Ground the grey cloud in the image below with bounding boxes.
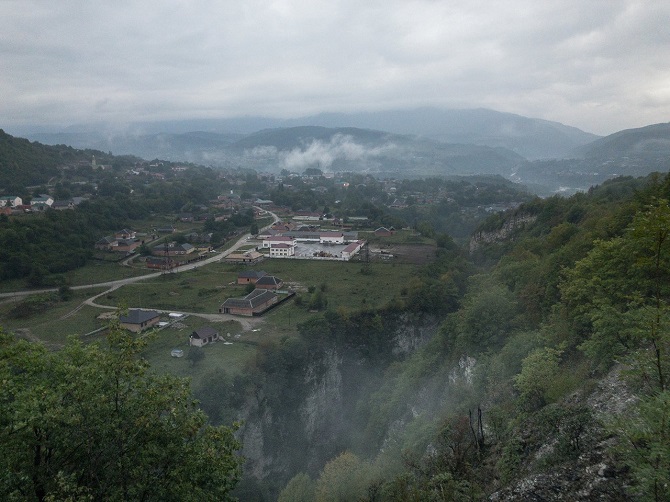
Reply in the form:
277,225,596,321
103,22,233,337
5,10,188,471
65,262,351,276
1,1,669,134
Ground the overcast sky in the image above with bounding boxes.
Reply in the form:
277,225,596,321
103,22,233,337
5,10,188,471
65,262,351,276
1,0,669,135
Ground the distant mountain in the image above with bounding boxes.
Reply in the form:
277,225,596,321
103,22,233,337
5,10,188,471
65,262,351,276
575,122,670,160
281,108,600,160
227,126,527,177
28,125,526,178
21,107,599,161
29,131,244,164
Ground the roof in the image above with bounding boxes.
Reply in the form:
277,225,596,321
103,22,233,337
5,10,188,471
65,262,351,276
119,309,160,325
238,270,267,279
256,275,282,287
271,243,292,248
343,241,363,253
191,326,219,339
221,289,277,310
267,236,295,242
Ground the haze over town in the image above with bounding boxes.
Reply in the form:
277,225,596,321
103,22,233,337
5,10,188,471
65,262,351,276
2,0,669,136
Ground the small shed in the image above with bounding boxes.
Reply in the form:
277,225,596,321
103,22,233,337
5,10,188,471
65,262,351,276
189,326,220,347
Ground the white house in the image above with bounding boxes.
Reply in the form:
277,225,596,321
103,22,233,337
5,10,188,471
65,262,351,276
189,326,220,347
30,194,54,208
0,195,22,207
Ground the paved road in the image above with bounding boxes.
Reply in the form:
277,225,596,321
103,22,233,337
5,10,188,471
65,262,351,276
0,208,279,300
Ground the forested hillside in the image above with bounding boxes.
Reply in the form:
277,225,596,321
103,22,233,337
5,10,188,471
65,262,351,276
210,173,670,501
0,129,123,191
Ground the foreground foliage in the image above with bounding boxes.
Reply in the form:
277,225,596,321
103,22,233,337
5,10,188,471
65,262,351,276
0,326,242,501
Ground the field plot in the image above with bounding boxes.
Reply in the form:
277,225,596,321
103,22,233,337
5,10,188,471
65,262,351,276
142,317,254,389
0,288,110,345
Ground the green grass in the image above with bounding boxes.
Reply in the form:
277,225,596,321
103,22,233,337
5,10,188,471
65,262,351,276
1,256,421,383
0,288,111,345
95,259,415,314
142,318,256,389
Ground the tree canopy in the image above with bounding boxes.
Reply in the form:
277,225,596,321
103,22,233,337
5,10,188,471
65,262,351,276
0,327,242,501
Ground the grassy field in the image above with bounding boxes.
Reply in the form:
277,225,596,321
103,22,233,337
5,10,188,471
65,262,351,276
0,288,111,346
95,258,416,314
0,256,423,384
141,317,256,389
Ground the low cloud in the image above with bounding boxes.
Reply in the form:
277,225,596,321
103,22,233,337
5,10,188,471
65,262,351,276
279,134,397,171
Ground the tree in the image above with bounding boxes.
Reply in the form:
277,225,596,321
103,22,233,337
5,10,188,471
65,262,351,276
0,326,242,501
278,473,315,502
314,451,371,502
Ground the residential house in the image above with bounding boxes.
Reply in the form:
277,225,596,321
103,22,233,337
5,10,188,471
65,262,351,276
95,236,118,251
189,326,220,347
52,200,75,210
219,289,278,316
115,229,136,240
224,250,264,264
152,242,195,256
146,256,177,270
119,309,160,333
115,238,140,254
30,194,54,210
0,195,22,207
255,275,283,290
342,241,364,260
374,227,395,237
237,270,267,285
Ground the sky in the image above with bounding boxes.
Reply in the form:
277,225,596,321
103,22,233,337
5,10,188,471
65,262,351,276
1,0,669,136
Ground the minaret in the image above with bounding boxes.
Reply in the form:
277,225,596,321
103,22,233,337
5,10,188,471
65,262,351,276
91,155,97,169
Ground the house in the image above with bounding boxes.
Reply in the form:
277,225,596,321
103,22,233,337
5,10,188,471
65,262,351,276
119,309,160,333
237,270,267,285
115,239,140,254
30,195,54,209
219,289,278,316
52,200,75,210
342,240,364,260
0,195,22,208
189,326,220,347
156,225,175,233
152,242,195,256
146,256,177,270
255,275,283,290
225,250,264,264
269,243,295,257
115,229,136,240
374,227,395,237
95,236,118,251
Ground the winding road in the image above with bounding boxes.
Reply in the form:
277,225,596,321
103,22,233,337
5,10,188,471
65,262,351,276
1,208,280,330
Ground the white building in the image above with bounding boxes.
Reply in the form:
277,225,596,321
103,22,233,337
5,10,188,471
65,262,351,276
262,236,296,249
0,195,22,207
320,232,345,244
270,243,295,257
